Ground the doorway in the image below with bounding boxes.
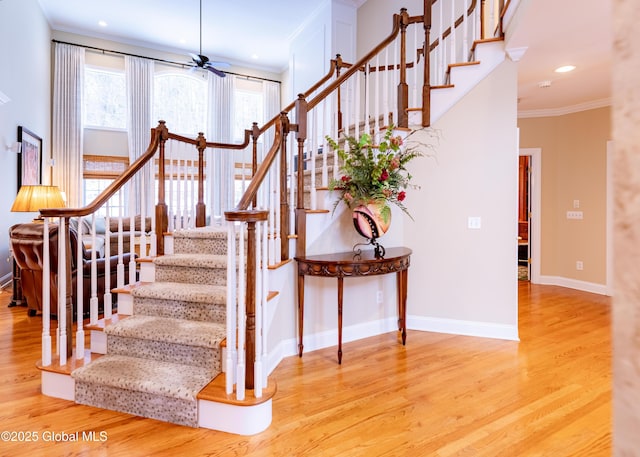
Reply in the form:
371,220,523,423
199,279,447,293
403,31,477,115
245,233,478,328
518,155,530,280
519,148,541,283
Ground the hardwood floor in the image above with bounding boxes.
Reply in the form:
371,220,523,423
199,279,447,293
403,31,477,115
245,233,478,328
0,282,611,456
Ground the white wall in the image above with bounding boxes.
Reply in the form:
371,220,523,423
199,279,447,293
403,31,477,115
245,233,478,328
405,60,519,339
0,0,51,281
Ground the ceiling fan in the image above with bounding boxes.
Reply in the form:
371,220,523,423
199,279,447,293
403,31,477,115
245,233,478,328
188,0,228,77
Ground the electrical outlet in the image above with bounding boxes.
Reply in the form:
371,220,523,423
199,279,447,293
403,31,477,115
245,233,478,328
576,261,583,271
376,290,383,304
566,211,583,220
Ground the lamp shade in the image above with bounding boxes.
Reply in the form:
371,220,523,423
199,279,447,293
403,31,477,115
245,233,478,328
11,185,66,213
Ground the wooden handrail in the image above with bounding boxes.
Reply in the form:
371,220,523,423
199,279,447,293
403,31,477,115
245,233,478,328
41,121,167,219
234,115,285,211
258,58,344,136
307,13,403,112
166,129,252,150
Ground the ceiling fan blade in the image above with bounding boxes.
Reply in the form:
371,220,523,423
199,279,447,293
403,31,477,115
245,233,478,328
208,61,230,69
205,65,226,78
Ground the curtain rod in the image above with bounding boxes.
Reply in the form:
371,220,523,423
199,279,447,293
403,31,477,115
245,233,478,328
51,39,282,84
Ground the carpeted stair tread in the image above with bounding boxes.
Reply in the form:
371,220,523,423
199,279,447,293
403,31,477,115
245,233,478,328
72,354,214,401
153,253,228,268
131,282,227,304
173,226,229,239
105,315,225,348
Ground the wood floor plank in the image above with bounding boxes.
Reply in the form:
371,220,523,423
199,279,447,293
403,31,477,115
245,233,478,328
0,282,611,456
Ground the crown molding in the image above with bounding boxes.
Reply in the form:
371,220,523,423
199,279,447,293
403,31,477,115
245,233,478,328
518,98,611,118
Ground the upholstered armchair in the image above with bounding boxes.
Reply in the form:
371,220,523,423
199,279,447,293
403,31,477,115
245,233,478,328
9,222,133,317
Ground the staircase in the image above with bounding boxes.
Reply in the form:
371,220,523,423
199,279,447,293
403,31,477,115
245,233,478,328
72,227,229,427
36,0,510,437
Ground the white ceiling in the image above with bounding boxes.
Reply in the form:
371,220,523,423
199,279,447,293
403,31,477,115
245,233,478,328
37,0,613,114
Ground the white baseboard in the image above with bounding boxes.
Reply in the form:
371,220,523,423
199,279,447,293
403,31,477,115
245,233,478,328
266,314,518,370
537,275,608,296
407,315,519,341
269,317,399,366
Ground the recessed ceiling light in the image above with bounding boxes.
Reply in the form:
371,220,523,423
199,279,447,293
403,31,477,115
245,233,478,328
98,20,108,27
251,54,259,60
555,65,576,73
179,38,186,44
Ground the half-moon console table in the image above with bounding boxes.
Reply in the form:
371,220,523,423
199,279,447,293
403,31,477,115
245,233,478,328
295,247,412,364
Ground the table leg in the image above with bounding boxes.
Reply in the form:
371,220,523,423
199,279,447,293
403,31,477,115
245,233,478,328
399,269,408,345
297,273,305,357
337,276,343,364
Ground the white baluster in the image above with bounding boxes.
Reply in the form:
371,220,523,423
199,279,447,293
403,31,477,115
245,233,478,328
254,222,263,398
463,0,470,61
310,108,317,210
90,214,99,325
374,54,381,133
236,223,246,401
321,97,328,188
128,183,137,285
104,204,112,319
58,218,67,366
354,73,361,138
75,217,84,358
117,190,125,288
226,222,237,395
439,0,445,84
42,218,52,366
261,218,269,388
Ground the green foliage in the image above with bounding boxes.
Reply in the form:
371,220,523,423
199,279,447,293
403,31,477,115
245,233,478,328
326,124,422,219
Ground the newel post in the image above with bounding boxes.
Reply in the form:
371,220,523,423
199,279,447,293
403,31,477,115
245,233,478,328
294,94,308,259
155,121,169,255
251,122,260,209
224,209,268,391
397,8,410,129
422,0,432,127
335,54,344,131
196,132,207,227
279,112,291,261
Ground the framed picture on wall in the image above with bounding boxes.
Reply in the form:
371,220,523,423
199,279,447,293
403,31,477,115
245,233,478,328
17,126,42,192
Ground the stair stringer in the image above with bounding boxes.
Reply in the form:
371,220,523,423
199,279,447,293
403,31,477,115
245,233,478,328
427,40,507,125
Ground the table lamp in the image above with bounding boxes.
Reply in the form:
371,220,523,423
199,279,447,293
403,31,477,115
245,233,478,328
11,185,66,222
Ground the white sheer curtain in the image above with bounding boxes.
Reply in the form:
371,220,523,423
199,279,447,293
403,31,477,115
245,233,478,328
262,81,281,159
207,74,234,222
125,56,154,216
52,43,84,207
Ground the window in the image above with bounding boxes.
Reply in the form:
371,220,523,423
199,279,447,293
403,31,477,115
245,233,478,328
83,155,130,216
153,72,207,135
84,67,126,129
233,79,264,141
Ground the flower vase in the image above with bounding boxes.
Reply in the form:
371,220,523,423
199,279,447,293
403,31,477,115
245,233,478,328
352,201,391,258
